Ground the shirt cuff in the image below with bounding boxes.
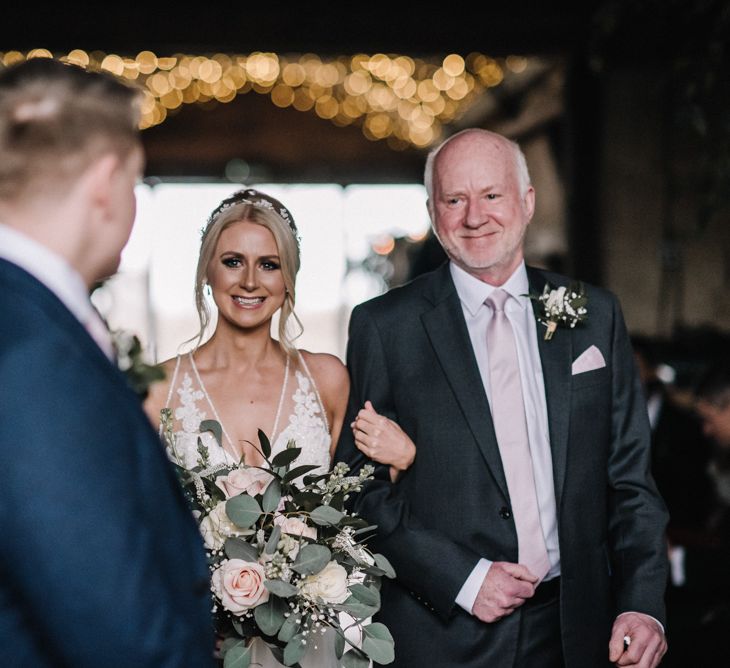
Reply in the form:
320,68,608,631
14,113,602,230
669,545,686,587
616,611,665,635
455,558,492,613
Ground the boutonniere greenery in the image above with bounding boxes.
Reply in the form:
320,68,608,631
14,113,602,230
528,282,588,341
111,329,165,399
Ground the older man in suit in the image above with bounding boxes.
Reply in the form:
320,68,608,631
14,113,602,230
338,128,668,667
0,59,213,666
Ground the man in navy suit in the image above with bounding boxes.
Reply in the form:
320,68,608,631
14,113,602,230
0,59,213,666
338,129,668,667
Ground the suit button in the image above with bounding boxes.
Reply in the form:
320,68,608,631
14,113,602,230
499,507,512,520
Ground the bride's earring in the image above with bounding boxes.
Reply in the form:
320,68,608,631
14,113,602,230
205,284,211,296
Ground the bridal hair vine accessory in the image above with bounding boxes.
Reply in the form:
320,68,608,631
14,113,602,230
527,282,588,340
202,188,300,245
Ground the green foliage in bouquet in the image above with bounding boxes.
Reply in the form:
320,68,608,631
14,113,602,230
160,409,396,668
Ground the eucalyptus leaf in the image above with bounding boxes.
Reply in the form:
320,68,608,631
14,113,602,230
374,553,396,578
277,612,301,643
290,491,322,512
342,648,370,668
362,622,395,664
271,448,302,468
258,428,271,459
223,642,252,668
265,525,282,555
264,578,299,597
199,419,223,448
283,633,307,666
262,478,282,513
334,628,346,659
310,505,344,526
335,596,379,620
226,494,262,529
224,537,259,562
283,464,321,483
349,583,380,607
290,544,331,575
254,596,287,636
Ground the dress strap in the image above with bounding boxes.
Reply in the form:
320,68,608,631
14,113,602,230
158,355,183,438
164,354,183,408
298,354,331,434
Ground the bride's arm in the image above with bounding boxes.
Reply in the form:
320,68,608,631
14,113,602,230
351,401,415,481
300,351,349,460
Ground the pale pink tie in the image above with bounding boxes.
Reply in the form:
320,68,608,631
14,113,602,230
486,289,550,580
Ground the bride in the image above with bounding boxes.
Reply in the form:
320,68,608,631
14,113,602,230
145,187,417,666
144,188,353,666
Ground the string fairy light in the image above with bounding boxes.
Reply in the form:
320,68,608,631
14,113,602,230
0,48,530,149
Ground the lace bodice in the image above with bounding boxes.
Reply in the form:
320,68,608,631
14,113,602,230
162,354,331,477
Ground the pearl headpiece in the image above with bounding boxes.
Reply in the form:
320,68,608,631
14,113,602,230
202,188,299,245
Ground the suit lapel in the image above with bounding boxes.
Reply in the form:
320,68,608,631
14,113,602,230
527,267,572,507
420,265,510,500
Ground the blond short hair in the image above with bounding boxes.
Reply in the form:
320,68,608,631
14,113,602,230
0,58,141,203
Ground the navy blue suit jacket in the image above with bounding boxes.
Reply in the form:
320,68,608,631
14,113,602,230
0,259,214,667
337,264,668,667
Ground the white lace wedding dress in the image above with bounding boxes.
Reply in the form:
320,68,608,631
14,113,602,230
161,352,343,667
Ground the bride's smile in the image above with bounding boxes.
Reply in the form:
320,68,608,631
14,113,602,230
207,220,286,328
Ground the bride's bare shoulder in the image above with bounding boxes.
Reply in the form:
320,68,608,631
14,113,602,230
298,350,348,394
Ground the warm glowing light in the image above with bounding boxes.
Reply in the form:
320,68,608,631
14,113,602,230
282,62,306,87
27,49,53,59
271,84,295,108
0,48,525,145
372,235,395,255
65,49,89,67
100,54,125,77
3,51,24,66
442,54,465,77
136,51,158,74
506,55,528,73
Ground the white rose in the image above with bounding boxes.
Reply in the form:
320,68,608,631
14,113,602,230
300,561,350,604
274,514,317,541
546,286,566,311
211,559,269,613
215,467,273,499
199,501,245,550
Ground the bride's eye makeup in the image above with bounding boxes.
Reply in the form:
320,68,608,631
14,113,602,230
221,256,242,268
260,258,281,271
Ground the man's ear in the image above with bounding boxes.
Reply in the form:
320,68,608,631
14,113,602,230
83,153,121,221
523,186,536,223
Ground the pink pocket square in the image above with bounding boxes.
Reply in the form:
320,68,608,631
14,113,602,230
571,345,606,375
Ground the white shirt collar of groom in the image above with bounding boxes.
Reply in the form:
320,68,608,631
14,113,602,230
449,260,530,317
0,222,98,330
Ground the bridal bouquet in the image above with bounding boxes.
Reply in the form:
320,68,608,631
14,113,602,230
160,411,395,668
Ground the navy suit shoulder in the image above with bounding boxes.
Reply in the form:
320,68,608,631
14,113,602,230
0,259,214,667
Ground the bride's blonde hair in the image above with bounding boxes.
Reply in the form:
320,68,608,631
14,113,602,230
193,189,302,358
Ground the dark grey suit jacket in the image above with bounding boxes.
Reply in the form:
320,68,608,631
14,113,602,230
337,263,668,667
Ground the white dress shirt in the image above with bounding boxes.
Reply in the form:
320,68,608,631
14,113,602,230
450,261,561,613
0,223,114,359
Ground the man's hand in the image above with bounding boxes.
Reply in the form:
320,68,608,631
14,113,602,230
609,612,667,667
471,562,538,623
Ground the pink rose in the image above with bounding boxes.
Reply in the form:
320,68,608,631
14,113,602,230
216,467,273,498
274,514,317,541
211,559,269,614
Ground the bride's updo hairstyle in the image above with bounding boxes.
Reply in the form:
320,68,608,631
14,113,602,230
194,188,302,357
